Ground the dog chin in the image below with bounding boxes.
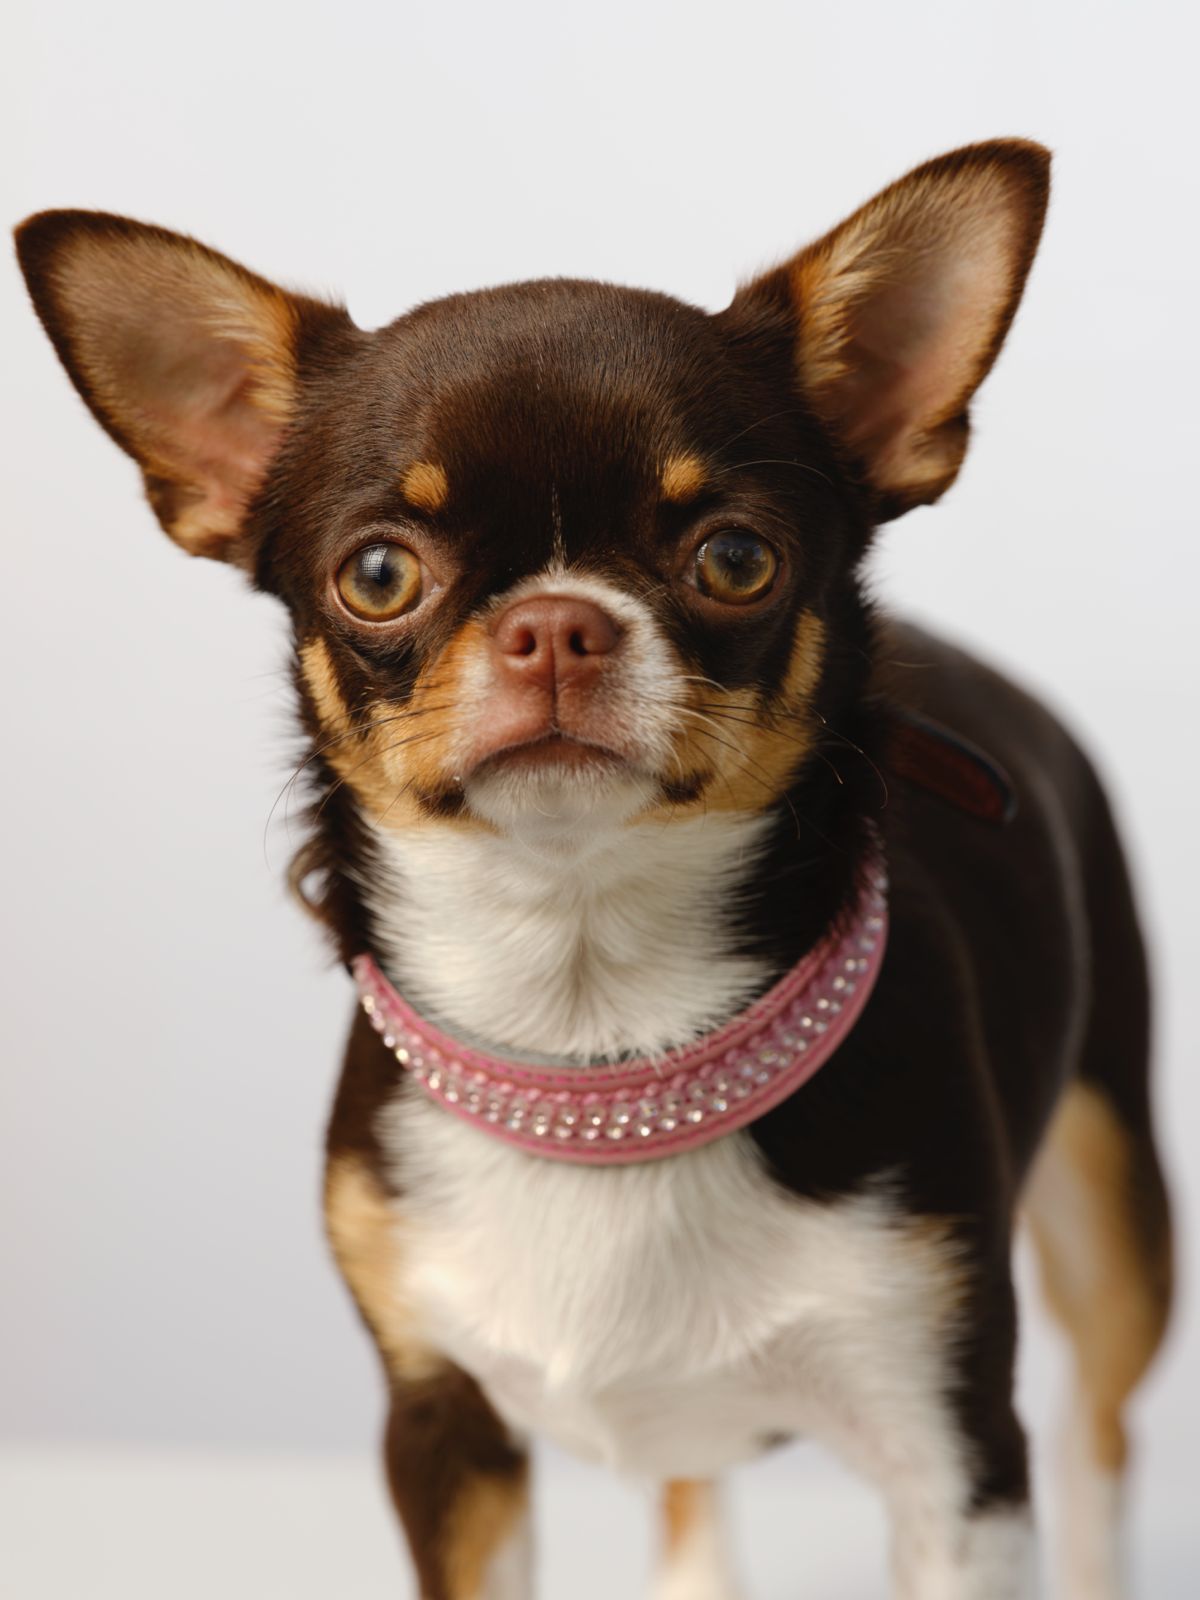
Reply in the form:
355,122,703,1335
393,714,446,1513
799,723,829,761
464,758,658,849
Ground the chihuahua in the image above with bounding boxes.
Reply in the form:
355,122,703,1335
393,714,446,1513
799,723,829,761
17,139,1172,1600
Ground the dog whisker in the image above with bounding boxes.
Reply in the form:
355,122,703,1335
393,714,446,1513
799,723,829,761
709,456,834,489
316,729,448,825
265,702,457,864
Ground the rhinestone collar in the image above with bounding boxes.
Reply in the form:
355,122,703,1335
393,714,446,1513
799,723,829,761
353,858,887,1165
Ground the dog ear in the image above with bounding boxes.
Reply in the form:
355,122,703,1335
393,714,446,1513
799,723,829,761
730,140,1050,521
15,210,350,564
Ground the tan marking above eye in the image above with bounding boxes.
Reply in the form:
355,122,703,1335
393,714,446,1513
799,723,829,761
660,452,708,503
400,460,449,513
337,542,423,621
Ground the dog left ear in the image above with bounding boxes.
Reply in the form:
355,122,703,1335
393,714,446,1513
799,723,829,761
730,140,1050,520
14,210,351,565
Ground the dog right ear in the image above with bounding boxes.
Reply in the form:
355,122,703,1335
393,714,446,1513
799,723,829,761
15,210,351,566
727,141,1050,522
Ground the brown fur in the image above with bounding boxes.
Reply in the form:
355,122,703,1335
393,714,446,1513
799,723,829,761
384,1367,529,1600
300,596,828,829
16,140,1174,1595
298,638,413,821
663,612,826,813
298,632,490,829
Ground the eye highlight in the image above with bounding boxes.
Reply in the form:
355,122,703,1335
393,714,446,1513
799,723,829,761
694,531,779,605
335,542,423,621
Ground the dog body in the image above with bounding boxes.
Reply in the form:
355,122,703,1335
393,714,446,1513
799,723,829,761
355,621,1065,1480
18,141,1172,1599
328,619,1142,1600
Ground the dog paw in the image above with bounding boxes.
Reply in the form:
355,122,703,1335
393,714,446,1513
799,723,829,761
650,1571,743,1600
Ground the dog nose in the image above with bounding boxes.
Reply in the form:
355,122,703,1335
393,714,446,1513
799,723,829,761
491,595,622,690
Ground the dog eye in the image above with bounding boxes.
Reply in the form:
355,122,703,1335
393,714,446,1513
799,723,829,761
336,543,423,621
694,531,779,604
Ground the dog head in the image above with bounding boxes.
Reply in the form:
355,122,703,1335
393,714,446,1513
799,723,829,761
16,142,1048,917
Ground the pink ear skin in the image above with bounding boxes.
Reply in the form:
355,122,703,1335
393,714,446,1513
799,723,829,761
729,140,1051,521
14,210,350,565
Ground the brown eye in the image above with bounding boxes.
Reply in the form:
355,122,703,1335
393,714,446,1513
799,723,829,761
336,542,422,621
694,531,779,604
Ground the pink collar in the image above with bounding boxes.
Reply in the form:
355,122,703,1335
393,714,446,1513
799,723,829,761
353,859,887,1165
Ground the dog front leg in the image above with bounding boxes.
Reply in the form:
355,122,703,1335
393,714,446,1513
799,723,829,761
805,1212,1037,1599
879,1265,1037,1600
888,1488,1036,1600
384,1367,532,1600
652,1478,742,1600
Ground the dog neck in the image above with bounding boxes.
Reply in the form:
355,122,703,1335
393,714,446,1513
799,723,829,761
352,851,887,1163
362,809,779,1062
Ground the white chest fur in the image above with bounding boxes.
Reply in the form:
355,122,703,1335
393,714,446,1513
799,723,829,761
365,808,959,1487
364,810,774,1062
379,1101,959,1483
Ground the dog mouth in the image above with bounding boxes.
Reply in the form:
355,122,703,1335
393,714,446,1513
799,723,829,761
469,731,633,781
458,727,661,835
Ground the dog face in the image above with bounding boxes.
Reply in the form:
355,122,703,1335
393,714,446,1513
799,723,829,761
263,277,848,844
16,143,1048,863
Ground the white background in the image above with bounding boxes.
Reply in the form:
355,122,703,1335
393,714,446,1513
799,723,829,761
2,1,1197,1593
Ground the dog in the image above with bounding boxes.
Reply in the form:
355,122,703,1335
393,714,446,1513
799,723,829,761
16,139,1173,1599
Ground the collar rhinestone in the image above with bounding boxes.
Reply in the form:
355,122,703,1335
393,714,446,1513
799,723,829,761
353,859,887,1165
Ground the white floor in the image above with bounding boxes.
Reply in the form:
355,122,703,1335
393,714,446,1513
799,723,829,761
1,1435,1194,1599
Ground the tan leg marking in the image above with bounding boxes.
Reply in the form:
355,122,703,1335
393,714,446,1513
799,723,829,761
656,1479,739,1600
663,1479,707,1555
1026,1082,1172,1470
443,1469,531,1599
324,1152,440,1383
